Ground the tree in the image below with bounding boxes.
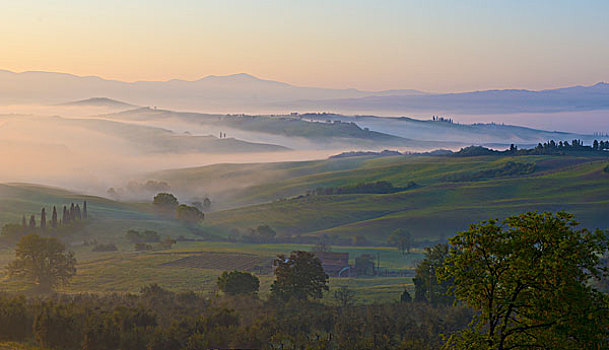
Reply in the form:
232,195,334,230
271,251,329,301
75,204,81,220
7,234,76,291
153,193,179,211
51,206,58,228
29,215,36,229
255,224,276,240
387,228,413,255
203,197,212,210
400,289,412,303
70,203,75,221
413,243,452,305
176,204,204,223
217,271,260,296
40,208,46,231
83,201,88,219
439,211,609,350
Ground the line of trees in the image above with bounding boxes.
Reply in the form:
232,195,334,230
0,201,88,243
153,193,204,224
310,180,417,196
454,140,609,157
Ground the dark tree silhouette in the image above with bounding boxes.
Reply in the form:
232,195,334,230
62,206,69,225
51,206,58,228
271,251,329,301
7,234,76,291
40,208,46,231
29,215,36,229
217,271,260,295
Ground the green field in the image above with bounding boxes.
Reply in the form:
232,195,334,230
172,154,609,242
0,240,420,304
1,153,608,302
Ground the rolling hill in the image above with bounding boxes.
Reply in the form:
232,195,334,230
155,154,609,243
60,97,137,109
103,108,594,150
0,183,202,245
3,153,609,249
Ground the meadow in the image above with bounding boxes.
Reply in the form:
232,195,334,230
1,153,609,303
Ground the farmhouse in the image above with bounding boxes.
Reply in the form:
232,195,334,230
314,251,349,276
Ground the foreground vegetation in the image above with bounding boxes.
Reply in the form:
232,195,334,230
0,211,607,349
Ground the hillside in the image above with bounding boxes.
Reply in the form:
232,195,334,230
155,155,609,243
60,97,137,109
301,113,592,145
104,108,457,150
0,184,202,243
0,114,288,155
105,108,593,150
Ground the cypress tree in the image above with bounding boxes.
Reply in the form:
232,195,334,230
29,215,36,229
40,208,47,231
63,206,69,225
70,203,75,221
75,205,81,220
83,201,87,219
51,206,58,228
22,215,27,228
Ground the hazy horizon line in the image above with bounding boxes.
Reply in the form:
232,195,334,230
2,67,606,95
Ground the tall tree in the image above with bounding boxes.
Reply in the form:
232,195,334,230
75,205,81,220
29,215,36,229
40,208,46,231
62,206,69,225
69,203,75,221
271,251,329,301
21,215,27,228
82,201,87,219
7,234,76,291
51,206,58,228
439,211,609,349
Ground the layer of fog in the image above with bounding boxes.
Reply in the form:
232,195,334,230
2,102,605,203
0,113,375,200
447,110,609,135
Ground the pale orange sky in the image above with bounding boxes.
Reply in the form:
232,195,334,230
1,0,608,92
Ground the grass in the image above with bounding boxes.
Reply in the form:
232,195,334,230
199,155,609,242
2,153,608,302
0,241,421,303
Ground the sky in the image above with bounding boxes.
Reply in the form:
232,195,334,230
1,0,608,92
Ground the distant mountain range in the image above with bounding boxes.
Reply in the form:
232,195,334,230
288,83,609,114
0,69,426,111
2,69,607,115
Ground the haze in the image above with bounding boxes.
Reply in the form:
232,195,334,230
2,1,608,92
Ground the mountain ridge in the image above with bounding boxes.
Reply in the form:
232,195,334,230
1,69,608,115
